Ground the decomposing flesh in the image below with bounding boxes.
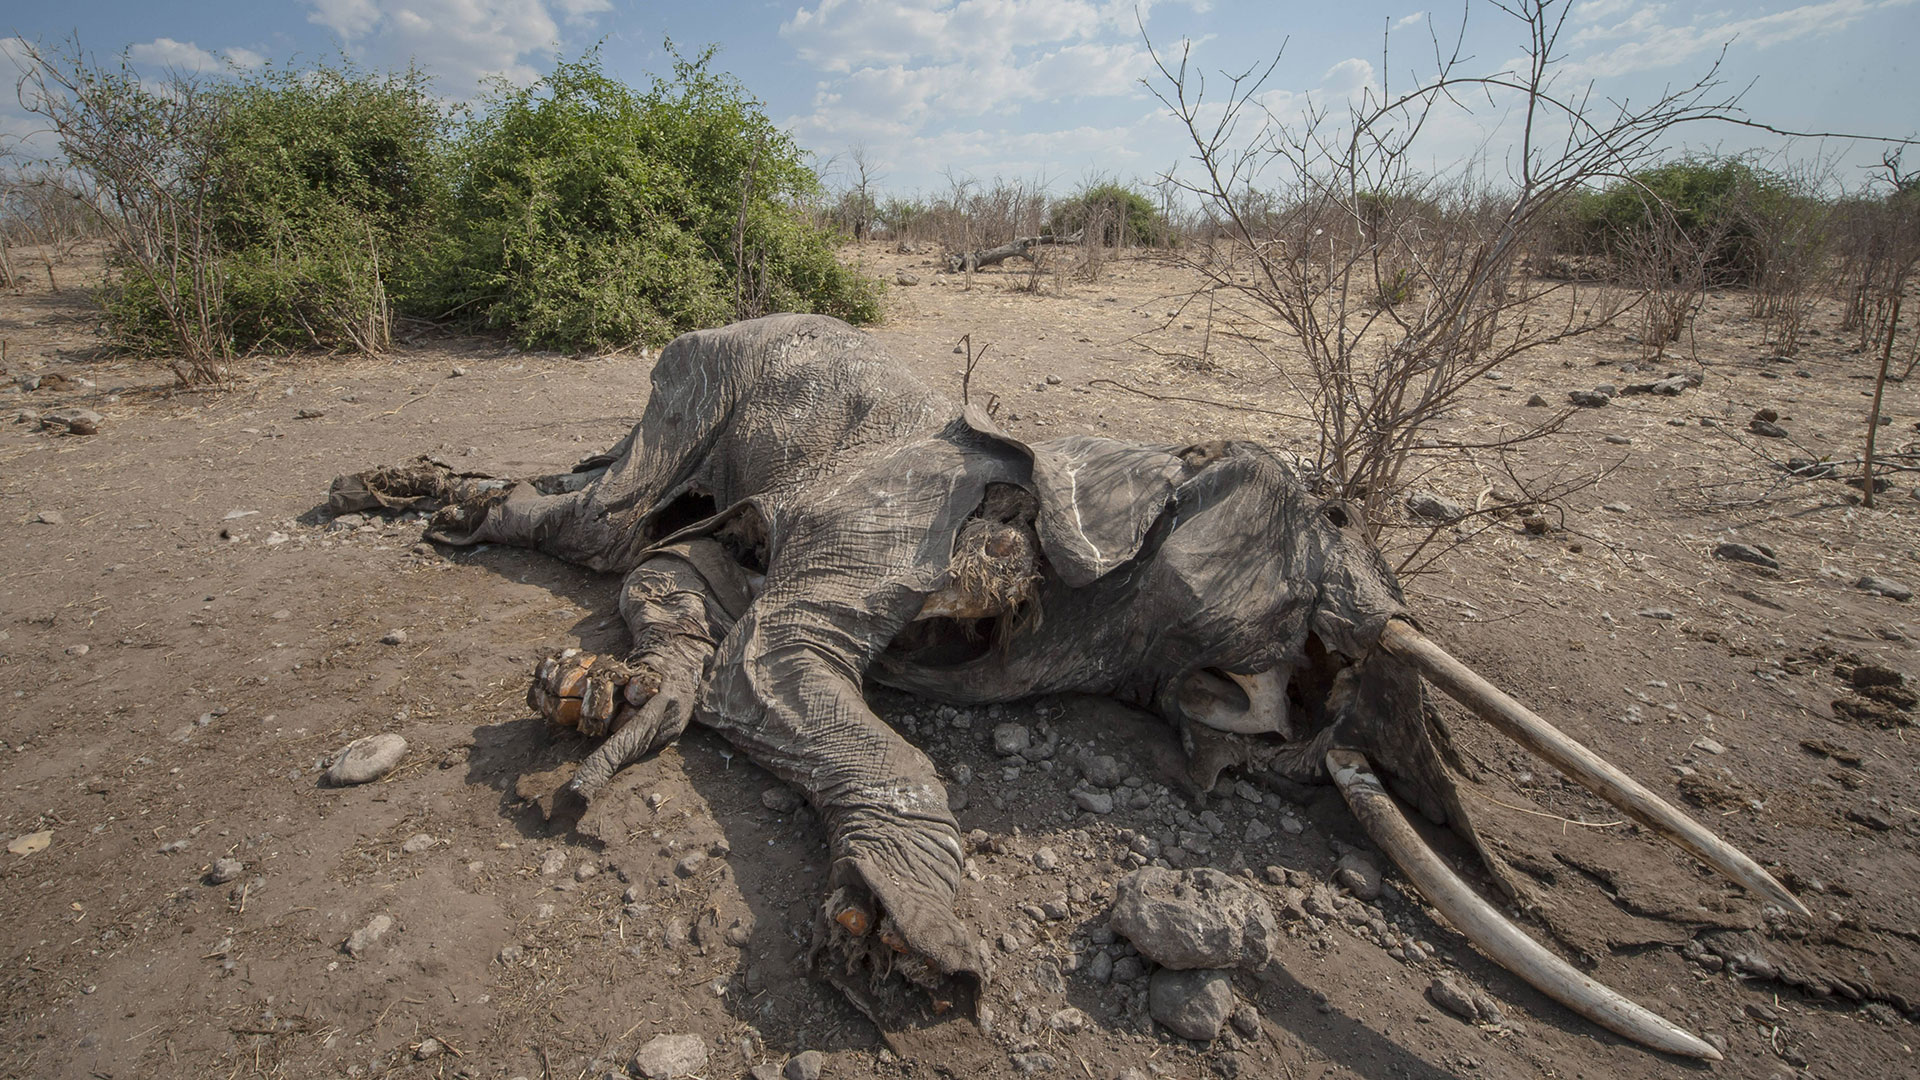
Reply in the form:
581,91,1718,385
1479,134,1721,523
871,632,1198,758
332,314,1806,1060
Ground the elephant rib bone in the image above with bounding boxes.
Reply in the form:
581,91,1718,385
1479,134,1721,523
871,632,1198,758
1326,748,1723,1061
1379,620,1809,918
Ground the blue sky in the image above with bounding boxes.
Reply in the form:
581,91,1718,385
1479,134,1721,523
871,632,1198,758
4,1,1916,199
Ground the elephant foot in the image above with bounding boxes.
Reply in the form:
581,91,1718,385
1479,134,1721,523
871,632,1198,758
328,456,507,517
527,649,659,737
813,859,987,1024
527,648,697,800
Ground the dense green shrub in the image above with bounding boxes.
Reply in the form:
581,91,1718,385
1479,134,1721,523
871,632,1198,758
1570,158,1808,284
98,63,448,354
1048,181,1168,246
416,50,878,351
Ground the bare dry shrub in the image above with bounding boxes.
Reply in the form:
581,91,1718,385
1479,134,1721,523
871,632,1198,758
1144,0,1731,532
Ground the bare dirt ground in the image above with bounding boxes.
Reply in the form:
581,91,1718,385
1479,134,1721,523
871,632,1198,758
2,240,1917,1080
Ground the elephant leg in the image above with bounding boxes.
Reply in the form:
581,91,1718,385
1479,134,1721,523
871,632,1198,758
524,540,750,797
701,550,985,1002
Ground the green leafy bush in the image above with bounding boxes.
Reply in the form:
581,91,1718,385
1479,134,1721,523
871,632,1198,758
97,62,448,354
1570,158,1805,284
416,49,878,351
1048,181,1168,246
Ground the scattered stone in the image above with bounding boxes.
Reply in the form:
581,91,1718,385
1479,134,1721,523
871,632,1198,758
539,849,568,876
497,944,525,964
1047,1006,1090,1033
574,862,599,882
631,1033,708,1079
784,1049,825,1080
1857,576,1912,602
1427,974,1504,1024
1010,1051,1056,1073
400,833,435,854
1149,967,1235,1041
8,830,52,857
206,857,245,884
295,408,326,420
1603,434,1632,445
1086,950,1114,983
1081,753,1125,788
1333,852,1383,900
1568,390,1609,408
1073,790,1114,814
751,1065,784,1080
1693,737,1726,755
896,271,920,286
1749,419,1789,439
414,1038,443,1060
30,509,64,525
449,366,468,377
1636,607,1677,620
42,407,102,435
1714,542,1780,570
1754,407,1780,422
1109,866,1277,970
1406,490,1467,523
992,723,1031,756
761,785,803,813
325,733,407,785
344,914,394,958
1230,1001,1262,1038
64,643,89,656
1602,502,1630,513
1032,847,1058,871
675,852,708,877
1521,514,1550,535
379,628,409,645
1525,393,1549,407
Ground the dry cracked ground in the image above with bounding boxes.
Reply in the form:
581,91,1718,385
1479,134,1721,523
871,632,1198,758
1,241,1918,1080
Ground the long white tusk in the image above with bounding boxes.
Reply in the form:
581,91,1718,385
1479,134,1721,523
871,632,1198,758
1380,620,1808,917
1327,748,1723,1060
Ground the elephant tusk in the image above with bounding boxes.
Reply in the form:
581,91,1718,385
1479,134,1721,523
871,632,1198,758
1187,667,1292,736
1378,619,1807,917
1326,748,1723,1061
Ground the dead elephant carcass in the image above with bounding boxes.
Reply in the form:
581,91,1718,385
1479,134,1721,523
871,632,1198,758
332,314,1803,1059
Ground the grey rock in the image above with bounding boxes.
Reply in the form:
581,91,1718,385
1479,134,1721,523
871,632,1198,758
539,849,568,876
675,852,707,877
751,1066,784,1080
206,857,244,884
574,862,599,882
325,733,407,785
1073,790,1115,815
992,723,1031,756
761,785,803,813
1785,457,1838,478
1858,576,1913,602
1525,393,1549,407
631,1034,708,1079
497,944,525,964
1048,1006,1090,1032
414,1037,443,1059
896,271,920,286
1568,390,1610,408
1604,434,1633,445
1086,950,1114,983
1427,975,1504,1024
30,509,64,525
400,833,435,854
43,407,102,435
1406,490,1467,522
1594,383,1618,397
1033,847,1058,871
1635,607,1677,620
1749,419,1789,438
1149,967,1235,1040
379,628,409,645
1714,542,1779,570
1333,852,1383,900
1081,753,1125,788
783,1049,825,1080
1011,1052,1056,1073
1230,1001,1262,1037
1109,866,1277,970
344,914,394,958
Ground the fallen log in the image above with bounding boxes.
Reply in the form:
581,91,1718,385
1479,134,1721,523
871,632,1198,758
947,231,1082,273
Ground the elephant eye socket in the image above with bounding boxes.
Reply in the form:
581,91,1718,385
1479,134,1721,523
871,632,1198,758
1324,504,1349,528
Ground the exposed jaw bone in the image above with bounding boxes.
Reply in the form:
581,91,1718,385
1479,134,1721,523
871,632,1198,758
1182,667,1293,736
1378,619,1809,917
1326,748,1723,1061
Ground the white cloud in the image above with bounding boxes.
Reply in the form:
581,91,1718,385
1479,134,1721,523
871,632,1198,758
303,0,606,95
127,38,223,73
1564,0,1910,78
1393,11,1427,32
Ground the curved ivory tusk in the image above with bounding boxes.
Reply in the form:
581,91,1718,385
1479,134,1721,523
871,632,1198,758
1380,620,1809,918
1327,748,1723,1060
1190,668,1292,736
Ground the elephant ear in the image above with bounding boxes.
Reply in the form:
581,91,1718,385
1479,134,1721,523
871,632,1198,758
963,405,1183,587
